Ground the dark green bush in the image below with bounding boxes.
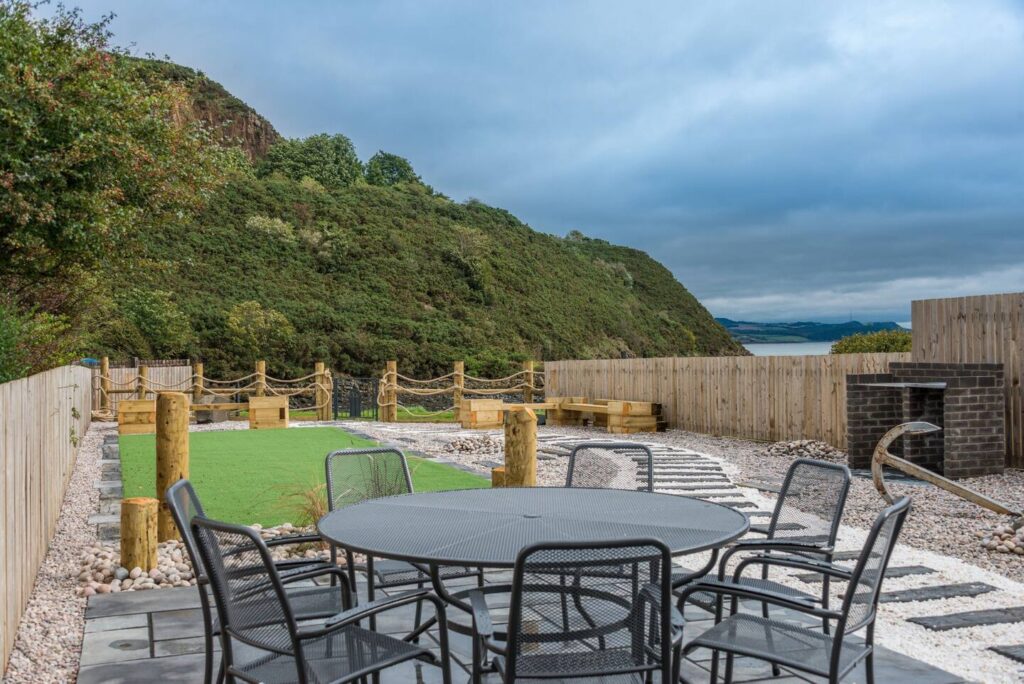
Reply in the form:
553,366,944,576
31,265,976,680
831,329,911,354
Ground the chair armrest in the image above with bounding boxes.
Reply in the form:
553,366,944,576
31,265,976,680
719,539,832,579
468,589,494,639
279,564,350,591
638,584,683,635
734,555,852,582
303,589,438,637
265,533,322,548
678,579,841,620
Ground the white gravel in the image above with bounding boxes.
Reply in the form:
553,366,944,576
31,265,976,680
4,422,113,683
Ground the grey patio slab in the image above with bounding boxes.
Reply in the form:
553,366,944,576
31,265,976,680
86,586,202,618
152,607,205,641
910,606,1024,631
876,582,996,604
795,565,936,583
84,612,148,633
78,652,211,684
153,635,220,658
991,644,1024,665
79,626,151,666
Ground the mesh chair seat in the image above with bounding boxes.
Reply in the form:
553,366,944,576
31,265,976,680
505,648,653,681
231,623,432,684
209,584,346,637
687,613,869,677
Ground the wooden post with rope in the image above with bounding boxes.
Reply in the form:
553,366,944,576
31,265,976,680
255,360,267,397
156,392,189,542
100,356,111,413
502,406,537,487
136,365,148,400
314,361,330,421
522,360,534,404
382,360,398,422
192,361,204,403
120,497,158,571
453,361,465,421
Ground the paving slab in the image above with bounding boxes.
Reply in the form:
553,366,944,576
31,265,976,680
796,565,936,583
910,606,1024,631
990,644,1024,665
79,626,151,666
876,582,996,604
84,612,148,634
78,652,210,684
86,586,202,618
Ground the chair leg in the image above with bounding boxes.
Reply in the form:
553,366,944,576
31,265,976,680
412,577,424,644
865,623,876,684
822,574,831,635
477,566,485,588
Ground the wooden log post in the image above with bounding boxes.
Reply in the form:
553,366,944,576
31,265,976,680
491,466,506,488
255,360,267,397
120,497,158,571
100,356,111,413
314,361,329,421
136,365,148,400
504,407,537,487
192,361,204,403
156,392,190,542
523,360,535,404
453,361,465,422
381,360,398,422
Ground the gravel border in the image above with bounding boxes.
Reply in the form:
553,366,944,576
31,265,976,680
4,422,113,683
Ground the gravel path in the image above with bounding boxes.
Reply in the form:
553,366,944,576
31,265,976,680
4,423,114,683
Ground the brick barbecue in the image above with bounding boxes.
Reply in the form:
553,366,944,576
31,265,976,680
847,362,1005,479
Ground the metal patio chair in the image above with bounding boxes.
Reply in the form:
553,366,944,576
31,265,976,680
191,515,452,684
677,496,911,684
566,441,655,492
325,448,483,626
166,479,337,684
468,539,683,683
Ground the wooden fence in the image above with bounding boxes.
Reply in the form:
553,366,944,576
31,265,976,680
545,353,908,449
912,293,1024,467
0,365,92,673
92,364,192,415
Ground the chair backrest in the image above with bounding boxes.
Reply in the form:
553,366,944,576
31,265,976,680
325,447,414,511
506,539,673,682
191,515,299,661
766,459,851,546
838,496,911,636
565,442,654,492
165,478,208,579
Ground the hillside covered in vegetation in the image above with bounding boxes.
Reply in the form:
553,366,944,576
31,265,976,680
0,4,743,381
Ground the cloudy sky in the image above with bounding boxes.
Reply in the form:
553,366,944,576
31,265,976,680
67,1,1024,322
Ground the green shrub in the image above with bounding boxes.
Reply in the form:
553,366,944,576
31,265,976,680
831,329,911,354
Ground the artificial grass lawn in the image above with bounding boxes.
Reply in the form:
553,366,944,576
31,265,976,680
120,426,489,526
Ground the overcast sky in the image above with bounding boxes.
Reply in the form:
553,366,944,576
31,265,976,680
65,1,1024,322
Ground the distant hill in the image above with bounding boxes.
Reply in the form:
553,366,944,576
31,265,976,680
95,60,746,377
716,319,904,344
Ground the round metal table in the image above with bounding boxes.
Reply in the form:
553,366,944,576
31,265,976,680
318,487,749,567
318,487,749,638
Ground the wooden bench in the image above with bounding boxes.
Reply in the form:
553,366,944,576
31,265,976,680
459,397,665,434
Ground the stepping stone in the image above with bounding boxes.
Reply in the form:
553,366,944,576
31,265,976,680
991,645,1024,664
910,606,1024,631
876,582,997,604
747,511,772,518
795,565,935,583
720,501,757,509
658,484,735,491
831,550,861,561
693,492,745,499
736,479,781,493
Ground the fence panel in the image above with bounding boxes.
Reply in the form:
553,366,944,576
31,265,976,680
92,364,192,415
1,365,92,673
912,293,1024,467
545,353,907,449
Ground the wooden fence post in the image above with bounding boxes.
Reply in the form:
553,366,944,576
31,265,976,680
156,392,190,542
192,361,204,403
504,407,537,487
381,360,398,422
136,365,148,400
100,356,111,413
453,361,465,421
255,360,266,397
314,361,330,421
120,497,158,571
523,360,535,404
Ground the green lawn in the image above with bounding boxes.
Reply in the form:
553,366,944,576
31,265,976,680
120,427,489,526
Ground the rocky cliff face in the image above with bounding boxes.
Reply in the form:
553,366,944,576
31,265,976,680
130,57,281,160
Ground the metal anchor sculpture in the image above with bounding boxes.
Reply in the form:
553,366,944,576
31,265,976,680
872,421,1024,530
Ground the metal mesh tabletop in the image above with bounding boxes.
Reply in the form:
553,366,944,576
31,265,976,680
317,487,749,567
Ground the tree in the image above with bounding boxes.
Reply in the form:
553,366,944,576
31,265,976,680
257,133,363,188
119,289,195,357
364,151,420,186
831,329,911,354
225,301,296,364
0,2,231,285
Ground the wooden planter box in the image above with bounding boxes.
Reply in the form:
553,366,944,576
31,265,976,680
248,396,289,430
118,399,157,435
459,399,505,429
